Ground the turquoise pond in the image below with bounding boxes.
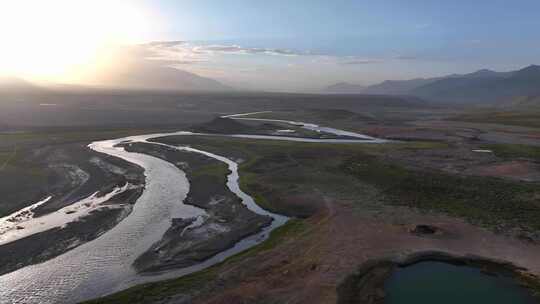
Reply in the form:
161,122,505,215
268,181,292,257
384,261,538,304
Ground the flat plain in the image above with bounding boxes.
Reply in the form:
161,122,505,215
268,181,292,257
0,90,539,303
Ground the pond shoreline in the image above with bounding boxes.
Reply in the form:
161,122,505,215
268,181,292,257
337,251,540,304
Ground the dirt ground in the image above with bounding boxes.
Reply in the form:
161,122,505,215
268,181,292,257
196,197,540,304
87,125,540,304
465,160,540,182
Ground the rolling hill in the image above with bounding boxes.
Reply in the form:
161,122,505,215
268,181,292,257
412,66,540,103
362,78,442,95
357,65,540,104
324,82,365,94
96,61,232,92
0,77,43,93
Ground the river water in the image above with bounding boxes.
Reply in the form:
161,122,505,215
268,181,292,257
0,118,383,304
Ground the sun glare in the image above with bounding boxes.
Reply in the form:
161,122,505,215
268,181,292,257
0,0,152,83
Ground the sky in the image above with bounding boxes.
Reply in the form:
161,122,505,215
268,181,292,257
1,0,540,91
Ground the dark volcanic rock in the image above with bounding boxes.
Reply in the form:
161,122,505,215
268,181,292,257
410,224,439,235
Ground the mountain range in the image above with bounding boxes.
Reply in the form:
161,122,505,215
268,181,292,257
0,65,231,93
0,77,43,93
325,65,540,104
95,61,232,92
4,64,540,101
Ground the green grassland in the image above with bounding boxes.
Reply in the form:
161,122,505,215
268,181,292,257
341,154,540,232
450,111,540,128
482,144,540,161
156,136,540,232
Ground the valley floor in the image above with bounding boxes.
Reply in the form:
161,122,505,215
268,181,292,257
85,116,540,303
0,95,539,303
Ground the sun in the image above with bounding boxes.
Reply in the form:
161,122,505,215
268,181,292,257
0,0,152,83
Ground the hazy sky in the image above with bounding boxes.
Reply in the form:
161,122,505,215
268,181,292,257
141,0,540,90
1,0,540,91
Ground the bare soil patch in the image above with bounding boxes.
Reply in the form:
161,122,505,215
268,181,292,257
465,161,540,182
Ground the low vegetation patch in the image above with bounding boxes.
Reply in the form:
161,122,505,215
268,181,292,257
482,144,540,161
341,154,540,232
450,111,540,128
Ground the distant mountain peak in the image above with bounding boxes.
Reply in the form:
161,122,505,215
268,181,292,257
472,68,495,74
518,64,540,72
329,81,360,87
465,69,501,78
513,64,540,78
324,82,365,94
94,61,232,92
0,76,29,86
0,76,42,92
360,64,540,104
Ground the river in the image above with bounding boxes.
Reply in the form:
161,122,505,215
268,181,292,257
0,116,383,304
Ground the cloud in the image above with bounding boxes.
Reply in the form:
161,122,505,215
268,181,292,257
174,60,199,65
134,40,398,90
142,42,208,65
140,40,396,70
144,41,301,59
195,45,299,56
136,41,308,71
340,58,382,65
146,41,187,47
395,55,417,60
